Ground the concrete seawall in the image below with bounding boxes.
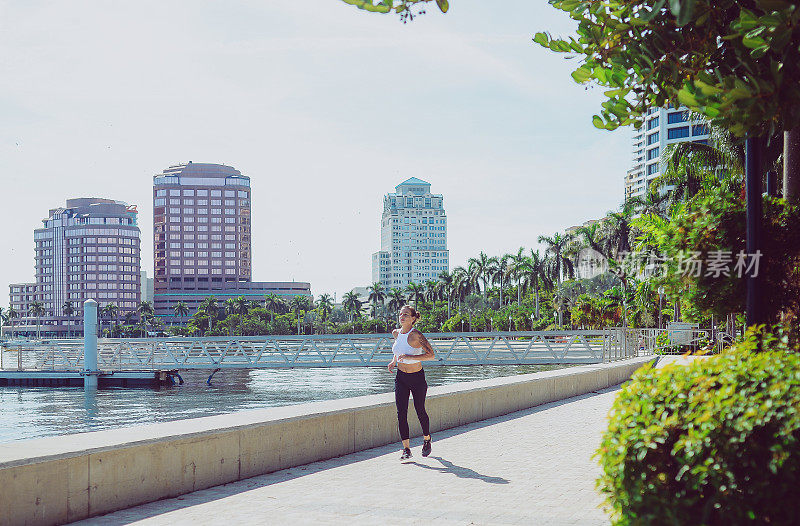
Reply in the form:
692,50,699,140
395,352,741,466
0,357,652,525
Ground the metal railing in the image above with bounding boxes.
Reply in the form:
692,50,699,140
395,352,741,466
0,330,633,371
608,327,717,357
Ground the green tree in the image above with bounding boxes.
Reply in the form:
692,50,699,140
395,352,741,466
197,297,219,334
316,293,334,333
405,282,424,308
62,301,75,338
538,232,574,287
436,270,454,318
29,301,46,339
386,288,406,314
263,294,281,322
342,290,363,322
533,0,800,199
101,303,119,337
6,306,18,339
467,251,493,299
367,282,386,315
173,301,190,320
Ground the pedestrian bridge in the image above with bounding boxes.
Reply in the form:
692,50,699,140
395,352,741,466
0,330,639,371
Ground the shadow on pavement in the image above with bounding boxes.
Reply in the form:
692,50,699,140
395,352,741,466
76,385,620,525
405,456,509,484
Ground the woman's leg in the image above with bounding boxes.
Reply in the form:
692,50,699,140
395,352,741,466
409,372,430,439
394,373,412,448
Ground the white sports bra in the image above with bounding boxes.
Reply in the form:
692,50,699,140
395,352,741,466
392,328,425,364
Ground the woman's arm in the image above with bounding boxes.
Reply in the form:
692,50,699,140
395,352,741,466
405,331,436,361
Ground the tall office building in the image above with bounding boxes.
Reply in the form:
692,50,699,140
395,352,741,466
7,198,141,337
626,106,710,200
152,162,311,322
372,178,449,289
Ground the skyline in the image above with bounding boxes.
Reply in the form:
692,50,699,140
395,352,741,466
0,1,629,307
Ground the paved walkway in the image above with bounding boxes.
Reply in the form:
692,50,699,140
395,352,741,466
76,387,622,526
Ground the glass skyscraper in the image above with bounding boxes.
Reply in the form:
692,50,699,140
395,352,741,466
626,106,711,200
372,178,449,289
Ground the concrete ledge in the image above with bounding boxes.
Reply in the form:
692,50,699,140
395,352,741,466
0,357,653,524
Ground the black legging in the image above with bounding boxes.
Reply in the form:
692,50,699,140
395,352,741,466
395,369,431,441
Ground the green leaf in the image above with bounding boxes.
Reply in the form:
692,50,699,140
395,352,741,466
435,0,449,13
532,32,550,47
677,88,699,108
571,67,592,83
592,115,605,129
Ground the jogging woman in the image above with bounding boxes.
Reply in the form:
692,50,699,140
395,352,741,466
389,305,436,460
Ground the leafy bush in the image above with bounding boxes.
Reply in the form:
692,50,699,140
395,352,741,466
597,326,800,525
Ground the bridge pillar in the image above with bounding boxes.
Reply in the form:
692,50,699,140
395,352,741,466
83,299,98,389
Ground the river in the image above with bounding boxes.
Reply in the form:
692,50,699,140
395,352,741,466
0,364,567,443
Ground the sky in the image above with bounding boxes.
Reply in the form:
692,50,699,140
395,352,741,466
0,0,630,306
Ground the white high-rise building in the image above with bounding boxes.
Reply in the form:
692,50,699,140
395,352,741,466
372,178,449,289
626,106,711,200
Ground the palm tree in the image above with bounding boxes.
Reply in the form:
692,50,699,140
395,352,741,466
263,293,281,322
6,306,18,339
450,266,471,311
491,254,512,307
29,301,46,339
224,298,238,335
316,293,334,333
538,232,575,287
405,282,424,308
423,280,439,306
342,290,362,322
386,288,406,313
101,303,119,337
137,301,154,337
521,250,550,319
173,302,189,323
367,282,386,318
467,252,493,299
509,247,528,306
198,296,219,334
62,301,75,338
436,270,454,318
651,124,748,210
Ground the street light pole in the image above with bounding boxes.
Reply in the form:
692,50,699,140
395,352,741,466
745,137,764,326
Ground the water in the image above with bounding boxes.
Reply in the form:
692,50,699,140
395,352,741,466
0,365,567,443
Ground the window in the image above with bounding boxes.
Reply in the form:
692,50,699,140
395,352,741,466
647,147,660,160
667,111,687,124
646,163,659,175
667,126,690,139
647,132,659,145
692,124,709,136
647,116,659,130
183,189,195,196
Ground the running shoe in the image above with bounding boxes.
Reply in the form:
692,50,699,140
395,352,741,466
400,448,412,460
422,439,432,457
